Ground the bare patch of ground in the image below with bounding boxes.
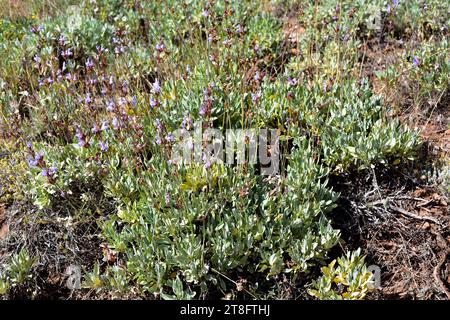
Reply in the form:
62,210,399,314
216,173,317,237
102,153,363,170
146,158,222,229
329,155,449,299
0,201,104,299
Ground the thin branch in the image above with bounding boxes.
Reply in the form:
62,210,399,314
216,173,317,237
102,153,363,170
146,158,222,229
389,205,442,226
433,249,450,299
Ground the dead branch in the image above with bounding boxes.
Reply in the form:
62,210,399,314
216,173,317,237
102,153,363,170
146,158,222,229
389,205,442,226
433,248,450,299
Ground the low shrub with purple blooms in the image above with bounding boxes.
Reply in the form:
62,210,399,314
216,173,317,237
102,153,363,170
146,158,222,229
0,0,447,300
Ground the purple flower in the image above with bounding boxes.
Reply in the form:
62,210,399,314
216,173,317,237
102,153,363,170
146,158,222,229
222,39,232,47
33,56,41,63
131,95,137,106
114,46,122,54
41,169,49,177
85,94,92,105
288,77,298,86
101,121,109,131
152,79,161,94
236,24,243,34
31,25,45,33
202,154,212,169
112,117,120,130
150,97,158,109
118,96,127,106
202,9,210,18
28,156,38,168
251,92,261,103
182,116,193,129
254,71,261,82
99,141,109,152
77,139,87,148
96,45,106,54
155,119,164,132
49,166,58,175
30,151,45,167
393,0,399,7
413,56,420,67
62,48,73,58
92,124,100,134
58,35,66,46
107,101,115,112
86,58,94,69
75,128,88,147
27,142,33,149
166,133,174,143
155,41,165,52
165,193,171,204
199,104,207,116
155,135,162,145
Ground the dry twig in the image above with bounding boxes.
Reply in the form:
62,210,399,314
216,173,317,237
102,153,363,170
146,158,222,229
389,205,442,226
433,248,450,299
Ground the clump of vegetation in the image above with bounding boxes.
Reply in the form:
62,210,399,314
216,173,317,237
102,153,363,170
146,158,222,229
0,140,28,204
0,249,35,298
377,39,449,113
0,0,447,300
308,249,375,300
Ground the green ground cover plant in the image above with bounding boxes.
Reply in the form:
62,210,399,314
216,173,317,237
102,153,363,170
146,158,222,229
0,0,447,300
